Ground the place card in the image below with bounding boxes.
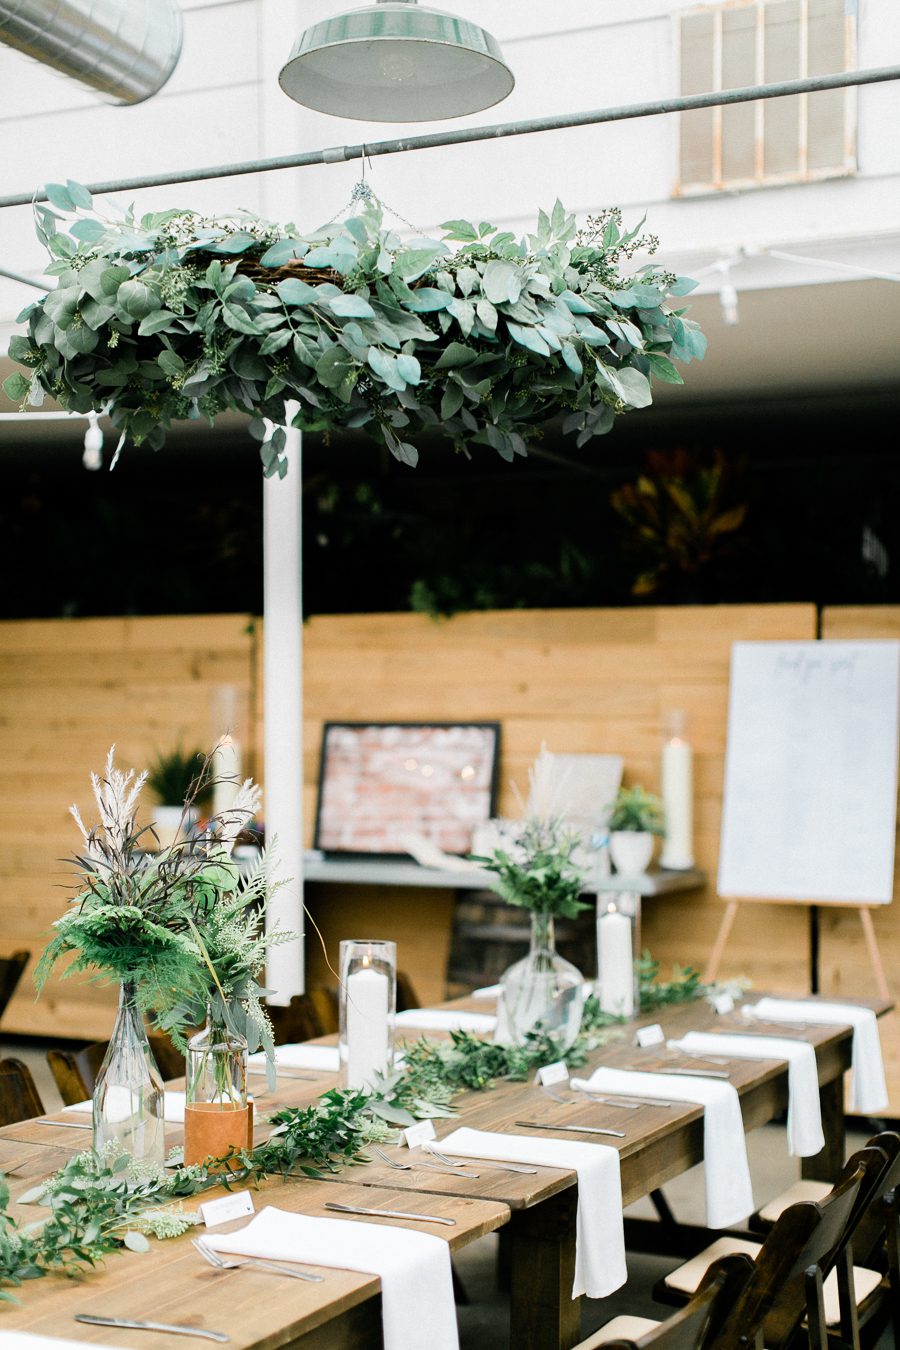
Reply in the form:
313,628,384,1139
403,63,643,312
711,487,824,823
200,1189,255,1228
403,1119,437,1149
713,992,735,1015
635,1023,665,1048
536,1061,570,1087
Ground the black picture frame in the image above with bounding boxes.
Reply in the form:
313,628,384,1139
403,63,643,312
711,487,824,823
313,720,501,858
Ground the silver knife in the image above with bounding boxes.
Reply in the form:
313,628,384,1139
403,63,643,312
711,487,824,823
574,1090,677,1109
663,1067,732,1079
513,1120,626,1138
75,1314,229,1342
35,1118,93,1130
247,1068,319,1080
323,1201,455,1226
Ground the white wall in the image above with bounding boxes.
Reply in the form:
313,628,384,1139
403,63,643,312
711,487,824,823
1,0,898,349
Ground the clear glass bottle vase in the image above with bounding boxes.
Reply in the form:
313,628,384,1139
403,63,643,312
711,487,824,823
93,980,165,1163
183,1008,251,1169
498,912,585,1050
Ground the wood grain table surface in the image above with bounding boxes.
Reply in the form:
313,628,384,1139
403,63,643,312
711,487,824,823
0,992,889,1350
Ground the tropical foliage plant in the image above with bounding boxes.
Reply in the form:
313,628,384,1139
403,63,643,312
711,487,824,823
4,182,705,477
610,449,749,598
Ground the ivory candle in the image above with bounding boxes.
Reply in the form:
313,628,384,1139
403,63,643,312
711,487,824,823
345,961,391,1089
598,902,634,1017
660,712,694,870
212,734,242,817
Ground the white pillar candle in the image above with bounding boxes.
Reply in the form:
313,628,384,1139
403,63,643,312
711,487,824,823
660,712,694,870
345,963,391,1089
598,903,634,1017
212,734,242,818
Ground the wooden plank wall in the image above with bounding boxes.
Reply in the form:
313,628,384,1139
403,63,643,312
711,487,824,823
12,603,883,1084
289,606,819,1011
0,615,257,1039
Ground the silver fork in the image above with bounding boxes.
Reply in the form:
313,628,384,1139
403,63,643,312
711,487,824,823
368,1143,481,1178
191,1237,323,1282
541,1086,645,1111
427,1146,538,1175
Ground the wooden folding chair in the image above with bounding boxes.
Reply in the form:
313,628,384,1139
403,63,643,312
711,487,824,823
575,1254,756,1350
653,1144,888,1350
46,1042,106,1106
267,993,331,1045
0,950,29,1022
0,1057,44,1125
48,1032,182,1106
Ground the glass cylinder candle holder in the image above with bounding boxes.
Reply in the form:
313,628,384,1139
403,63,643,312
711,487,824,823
596,896,639,1019
339,939,396,1091
660,709,694,870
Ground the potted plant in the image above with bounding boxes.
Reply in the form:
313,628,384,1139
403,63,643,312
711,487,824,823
146,744,209,848
474,818,589,1050
4,187,705,478
607,785,665,876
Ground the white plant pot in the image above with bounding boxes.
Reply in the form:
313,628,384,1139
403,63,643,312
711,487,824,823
609,831,655,877
152,804,198,850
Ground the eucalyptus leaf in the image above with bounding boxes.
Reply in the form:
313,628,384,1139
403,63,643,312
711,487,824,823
328,293,376,320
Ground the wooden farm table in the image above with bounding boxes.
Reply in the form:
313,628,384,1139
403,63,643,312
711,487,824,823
0,1136,508,1350
0,993,888,1350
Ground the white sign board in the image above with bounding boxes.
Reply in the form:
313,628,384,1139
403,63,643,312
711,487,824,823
718,641,900,905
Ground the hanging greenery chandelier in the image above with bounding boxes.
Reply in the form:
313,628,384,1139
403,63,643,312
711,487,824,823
5,182,706,477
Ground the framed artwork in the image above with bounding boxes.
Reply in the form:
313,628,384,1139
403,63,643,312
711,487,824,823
314,721,501,857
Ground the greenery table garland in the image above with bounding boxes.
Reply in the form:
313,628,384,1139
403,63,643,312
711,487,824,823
0,964,706,1302
5,184,706,477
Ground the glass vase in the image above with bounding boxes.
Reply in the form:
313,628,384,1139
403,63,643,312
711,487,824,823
339,939,396,1091
93,980,165,1163
183,1009,251,1169
498,912,584,1050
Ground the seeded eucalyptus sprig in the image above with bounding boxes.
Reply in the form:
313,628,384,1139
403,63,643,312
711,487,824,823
5,183,705,478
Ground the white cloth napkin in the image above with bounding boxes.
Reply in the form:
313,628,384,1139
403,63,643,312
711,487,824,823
747,998,888,1114
395,1009,497,1035
429,1126,626,1300
64,1089,186,1123
207,1205,459,1350
570,1066,754,1229
671,1031,825,1158
247,1043,340,1072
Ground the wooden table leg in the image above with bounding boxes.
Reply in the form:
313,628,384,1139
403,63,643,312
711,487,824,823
801,1076,845,1182
508,1187,581,1350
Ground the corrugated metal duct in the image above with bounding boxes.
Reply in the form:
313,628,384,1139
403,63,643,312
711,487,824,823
0,0,183,105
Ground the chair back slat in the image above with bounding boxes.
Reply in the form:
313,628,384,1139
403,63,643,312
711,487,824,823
47,1043,107,1105
0,950,30,1021
602,1255,756,1350
837,1130,900,1269
0,1057,44,1125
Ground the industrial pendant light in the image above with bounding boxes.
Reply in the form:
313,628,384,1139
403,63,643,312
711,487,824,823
279,0,514,123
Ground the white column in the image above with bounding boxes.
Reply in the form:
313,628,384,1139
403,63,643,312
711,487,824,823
263,414,304,1002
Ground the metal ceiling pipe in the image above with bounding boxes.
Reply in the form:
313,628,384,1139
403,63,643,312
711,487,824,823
0,0,183,105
